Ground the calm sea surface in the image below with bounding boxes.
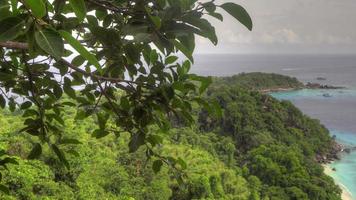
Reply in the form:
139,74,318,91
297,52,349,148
192,54,356,198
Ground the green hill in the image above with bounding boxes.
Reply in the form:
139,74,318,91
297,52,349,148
215,72,304,91
0,74,341,200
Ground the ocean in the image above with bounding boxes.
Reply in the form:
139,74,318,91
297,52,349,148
192,54,356,199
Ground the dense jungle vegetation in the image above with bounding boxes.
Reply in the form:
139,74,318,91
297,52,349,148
0,74,341,199
0,0,342,199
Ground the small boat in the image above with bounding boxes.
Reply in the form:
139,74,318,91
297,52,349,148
322,93,332,97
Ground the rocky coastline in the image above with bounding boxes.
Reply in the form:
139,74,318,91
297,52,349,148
260,82,346,94
317,140,356,164
306,82,346,90
317,141,343,164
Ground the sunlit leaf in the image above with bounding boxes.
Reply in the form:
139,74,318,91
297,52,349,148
24,0,46,18
69,0,86,22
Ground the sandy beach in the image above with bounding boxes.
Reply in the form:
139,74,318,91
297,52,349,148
324,165,354,200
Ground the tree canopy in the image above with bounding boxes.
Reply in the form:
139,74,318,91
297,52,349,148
0,74,342,199
0,0,253,192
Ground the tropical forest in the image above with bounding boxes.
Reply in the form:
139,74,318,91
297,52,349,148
0,0,345,199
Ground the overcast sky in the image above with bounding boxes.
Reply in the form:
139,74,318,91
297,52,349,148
195,0,356,54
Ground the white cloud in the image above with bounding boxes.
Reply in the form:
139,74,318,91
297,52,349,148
196,0,356,54
259,29,300,44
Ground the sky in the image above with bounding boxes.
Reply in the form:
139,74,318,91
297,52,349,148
195,0,356,54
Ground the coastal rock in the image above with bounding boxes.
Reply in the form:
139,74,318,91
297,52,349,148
316,77,327,81
306,82,346,89
323,93,332,98
317,141,344,163
344,148,351,154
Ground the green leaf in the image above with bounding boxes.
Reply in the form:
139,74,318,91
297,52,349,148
177,157,187,170
92,129,110,139
53,84,63,99
63,77,76,98
35,28,64,60
165,56,178,65
208,12,223,21
182,17,217,45
220,3,253,31
60,138,82,145
51,144,70,169
0,1,11,21
20,101,32,110
97,113,109,129
150,16,161,29
10,0,18,15
190,75,212,94
212,100,223,118
145,7,161,29
0,17,25,42
27,143,42,159
0,95,5,109
72,55,86,67
0,184,9,195
152,160,163,173
67,149,80,157
59,30,101,69
203,2,216,13
69,0,86,22
129,132,145,153
24,0,46,18
0,157,18,165
171,40,194,63
8,98,16,112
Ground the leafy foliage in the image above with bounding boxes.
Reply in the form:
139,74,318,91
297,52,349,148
0,74,342,199
0,0,253,190
197,75,341,199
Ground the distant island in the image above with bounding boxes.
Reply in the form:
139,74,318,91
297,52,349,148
215,72,346,93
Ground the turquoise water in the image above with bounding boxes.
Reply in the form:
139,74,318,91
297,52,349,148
271,88,356,100
271,90,356,199
329,130,356,198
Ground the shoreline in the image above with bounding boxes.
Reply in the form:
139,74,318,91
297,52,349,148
324,165,354,200
260,87,299,93
261,82,347,94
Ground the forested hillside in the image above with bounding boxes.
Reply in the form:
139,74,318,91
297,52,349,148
0,74,341,199
0,0,342,199
216,72,304,90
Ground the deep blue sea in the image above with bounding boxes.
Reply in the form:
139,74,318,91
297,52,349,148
192,54,356,198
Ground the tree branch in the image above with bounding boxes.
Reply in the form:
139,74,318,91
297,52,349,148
0,41,137,85
86,0,128,13
0,41,29,49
